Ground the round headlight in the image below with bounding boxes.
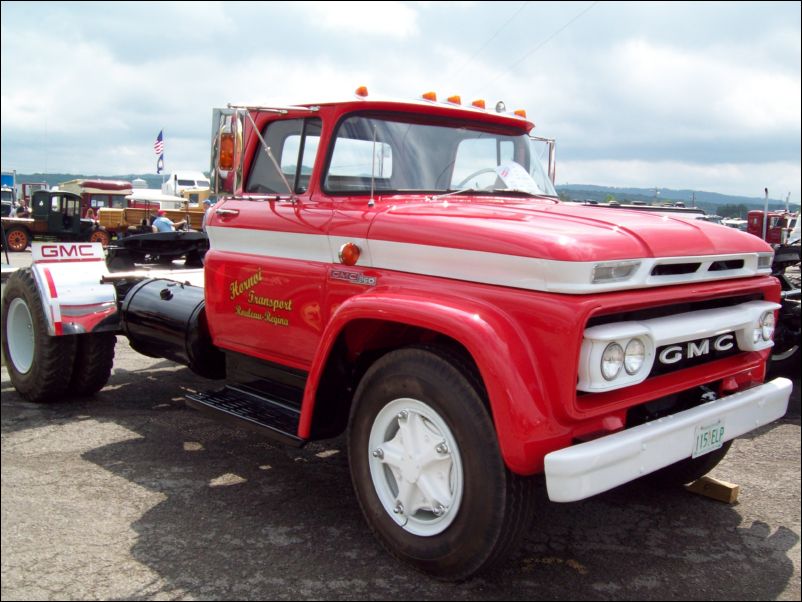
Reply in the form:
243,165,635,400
752,329,762,345
760,311,775,341
601,343,624,380
624,338,646,375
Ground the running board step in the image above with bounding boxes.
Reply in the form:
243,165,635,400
186,385,304,447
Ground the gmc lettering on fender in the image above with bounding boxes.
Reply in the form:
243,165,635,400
34,243,103,261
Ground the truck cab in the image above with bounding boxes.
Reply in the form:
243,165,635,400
1,190,109,251
748,209,801,245
32,189,85,234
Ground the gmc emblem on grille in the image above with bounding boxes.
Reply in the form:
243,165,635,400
658,333,735,365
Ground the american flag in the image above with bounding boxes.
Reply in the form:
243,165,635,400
154,130,164,155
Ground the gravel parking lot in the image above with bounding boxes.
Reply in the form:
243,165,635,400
2,250,800,600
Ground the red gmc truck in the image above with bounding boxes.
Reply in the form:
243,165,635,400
1,89,791,580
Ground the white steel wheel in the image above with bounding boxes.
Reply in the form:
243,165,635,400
368,397,464,536
7,297,36,373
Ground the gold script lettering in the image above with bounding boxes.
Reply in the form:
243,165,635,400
229,268,264,301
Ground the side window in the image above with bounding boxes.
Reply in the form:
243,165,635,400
90,194,110,208
246,118,322,194
63,198,80,217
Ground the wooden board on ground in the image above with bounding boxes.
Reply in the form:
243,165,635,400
685,476,740,504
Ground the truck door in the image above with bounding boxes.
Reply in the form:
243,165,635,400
205,116,329,371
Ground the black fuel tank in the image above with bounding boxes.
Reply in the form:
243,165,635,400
121,279,225,379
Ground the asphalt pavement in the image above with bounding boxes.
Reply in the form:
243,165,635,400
2,249,800,600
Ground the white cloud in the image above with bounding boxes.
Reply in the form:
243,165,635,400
560,159,801,201
0,1,798,204
607,38,801,132
300,1,419,38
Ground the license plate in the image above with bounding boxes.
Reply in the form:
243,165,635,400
692,419,726,458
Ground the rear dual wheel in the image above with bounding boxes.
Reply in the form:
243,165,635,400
2,269,76,402
1,268,115,402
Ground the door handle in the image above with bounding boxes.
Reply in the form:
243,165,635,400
215,208,240,217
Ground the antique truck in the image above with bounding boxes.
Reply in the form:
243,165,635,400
1,90,791,580
1,189,110,251
744,209,801,373
98,198,208,270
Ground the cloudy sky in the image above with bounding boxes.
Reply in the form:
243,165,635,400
1,1,800,202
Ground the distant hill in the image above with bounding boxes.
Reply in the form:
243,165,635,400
557,184,798,214
9,173,799,216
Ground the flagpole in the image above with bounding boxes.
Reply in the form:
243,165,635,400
161,128,166,186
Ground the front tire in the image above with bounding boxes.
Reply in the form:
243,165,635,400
348,348,535,580
1,269,77,402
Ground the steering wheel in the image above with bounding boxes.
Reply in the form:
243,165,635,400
456,168,498,189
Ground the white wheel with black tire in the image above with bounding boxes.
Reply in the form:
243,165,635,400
348,347,535,580
1,269,77,402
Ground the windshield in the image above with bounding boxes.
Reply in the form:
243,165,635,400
324,114,556,197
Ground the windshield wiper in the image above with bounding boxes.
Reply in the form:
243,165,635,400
488,188,539,197
427,187,481,201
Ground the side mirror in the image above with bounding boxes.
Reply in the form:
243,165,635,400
211,108,243,195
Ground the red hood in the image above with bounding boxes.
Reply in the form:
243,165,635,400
367,197,771,262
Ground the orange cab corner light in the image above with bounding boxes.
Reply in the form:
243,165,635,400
514,109,527,118
355,86,369,98
219,133,235,170
422,91,437,101
447,95,462,105
471,99,486,109
339,242,361,266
